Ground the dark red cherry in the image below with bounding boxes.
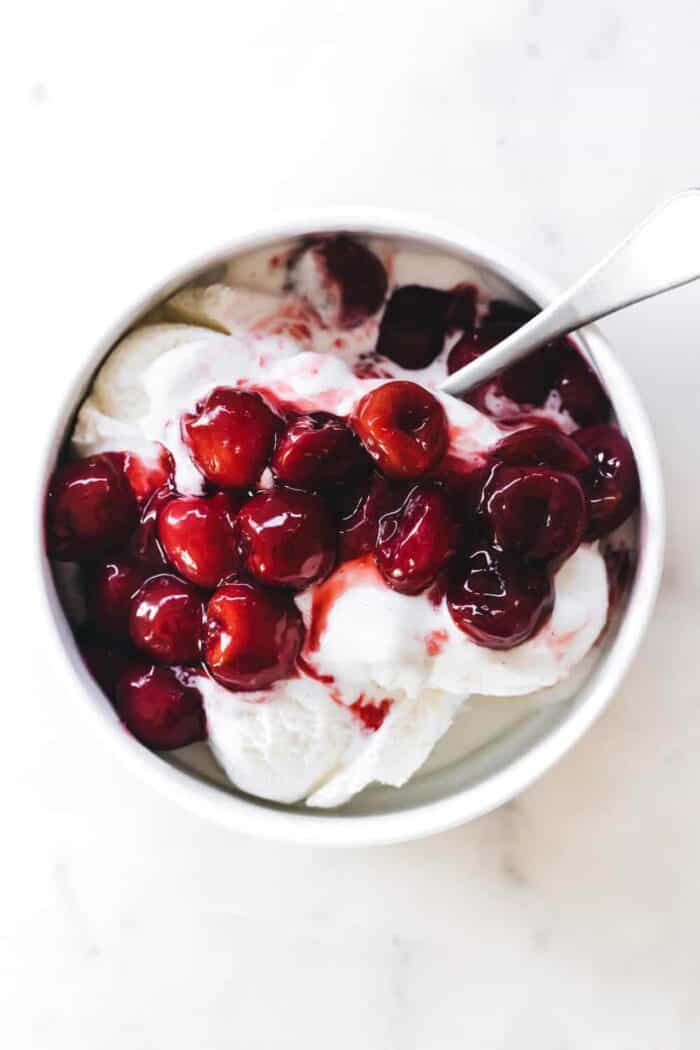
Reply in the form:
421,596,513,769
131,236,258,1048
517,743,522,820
115,663,206,750
485,466,587,570
271,412,370,490
551,344,610,425
499,339,609,425
445,283,478,331
87,559,148,640
291,234,388,328
474,304,538,404
573,425,639,539
448,547,554,649
46,453,138,561
375,484,458,594
433,459,492,532
158,491,243,589
376,285,453,368
447,323,520,409
235,489,336,589
204,581,304,691
337,473,410,562
183,386,280,488
484,300,537,327
352,381,448,479
122,445,174,504
492,425,591,473
446,333,481,375
129,574,204,665
79,634,133,701
499,345,557,406
128,483,174,570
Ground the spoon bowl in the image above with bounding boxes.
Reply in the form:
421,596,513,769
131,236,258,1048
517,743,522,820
441,189,700,397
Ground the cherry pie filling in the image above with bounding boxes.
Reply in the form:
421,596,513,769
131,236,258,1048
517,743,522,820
45,236,639,751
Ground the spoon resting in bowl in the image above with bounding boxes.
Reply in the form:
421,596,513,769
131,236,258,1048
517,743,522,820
440,189,700,397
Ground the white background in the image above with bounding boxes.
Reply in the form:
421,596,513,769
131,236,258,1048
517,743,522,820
3,1,700,1046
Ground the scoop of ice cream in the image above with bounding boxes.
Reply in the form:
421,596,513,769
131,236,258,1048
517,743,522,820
199,670,465,809
200,676,356,805
93,323,214,420
164,284,283,334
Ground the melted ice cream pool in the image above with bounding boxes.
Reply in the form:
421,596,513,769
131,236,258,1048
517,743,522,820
71,241,609,808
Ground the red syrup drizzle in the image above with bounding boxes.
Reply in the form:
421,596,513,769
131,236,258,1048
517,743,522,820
297,654,335,686
303,555,380,653
425,629,448,656
350,696,392,731
298,657,391,732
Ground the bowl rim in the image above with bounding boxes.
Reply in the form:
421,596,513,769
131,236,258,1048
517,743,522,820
35,207,666,847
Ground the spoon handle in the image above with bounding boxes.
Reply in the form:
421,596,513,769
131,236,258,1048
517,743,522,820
440,188,700,397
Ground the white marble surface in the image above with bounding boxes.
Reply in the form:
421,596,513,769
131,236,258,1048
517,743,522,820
4,0,700,1045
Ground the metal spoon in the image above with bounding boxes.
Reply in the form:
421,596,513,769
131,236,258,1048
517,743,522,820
440,189,700,397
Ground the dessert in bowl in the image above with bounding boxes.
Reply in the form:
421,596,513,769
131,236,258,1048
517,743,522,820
39,215,663,844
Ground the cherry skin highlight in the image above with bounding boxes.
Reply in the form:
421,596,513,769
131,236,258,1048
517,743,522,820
573,424,640,539
485,466,587,570
183,386,280,488
129,574,204,665
204,581,304,691
352,381,448,479
128,483,174,571
158,491,243,589
448,547,554,650
235,489,336,590
46,453,138,561
271,412,370,490
375,484,458,595
115,663,206,750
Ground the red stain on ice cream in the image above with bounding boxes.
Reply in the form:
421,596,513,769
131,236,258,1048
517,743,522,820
350,696,392,731
247,379,348,417
333,337,346,349
425,629,448,656
297,654,335,685
297,358,320,377
353,355,393,379
326,687,390,731
548,625,583,659
305,555,381,653
252,299,316,346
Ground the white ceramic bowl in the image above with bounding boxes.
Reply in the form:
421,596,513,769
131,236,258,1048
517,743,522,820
36,209,665,847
